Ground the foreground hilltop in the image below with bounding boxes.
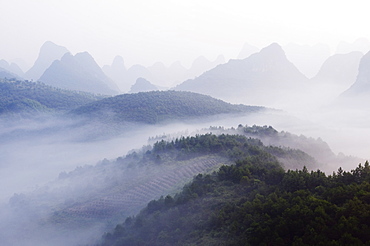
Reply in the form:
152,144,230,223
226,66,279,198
70,90,264,124
7,132,319,245
101,139,370,246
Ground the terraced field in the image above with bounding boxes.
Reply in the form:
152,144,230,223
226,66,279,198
51,155,232,223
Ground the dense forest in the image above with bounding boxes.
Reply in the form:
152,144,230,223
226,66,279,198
70,90,264,124
0,78,102,114
99,135,370,246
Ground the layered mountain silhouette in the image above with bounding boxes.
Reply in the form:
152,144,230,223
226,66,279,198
305,51,364,107
103,55,225,92
184,55,225,80
0,59,24,78
283,43,331,78
174,43,308,107
103,57,153,93
0,67,22,80
102,55,130,92
312,51,363,87
237,42,259,59
147,61,187,87
336,37,370,54
25,41,69,80
337,50,370,106
39,52,120,95
129,77,158,93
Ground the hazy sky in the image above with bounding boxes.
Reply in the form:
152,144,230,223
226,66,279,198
1,0,369,69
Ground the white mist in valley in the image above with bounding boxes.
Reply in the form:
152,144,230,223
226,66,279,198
0,106,369,245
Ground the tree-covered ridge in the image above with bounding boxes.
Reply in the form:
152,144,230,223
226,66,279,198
151,133,317,170
70,90,264,124
8,133,318,244
0,78,102,114
201,124,360,171
100,148,370,245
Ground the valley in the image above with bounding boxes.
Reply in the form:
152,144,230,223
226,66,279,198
1,36,370,245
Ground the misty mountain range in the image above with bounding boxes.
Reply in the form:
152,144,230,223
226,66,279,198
174,43,309,107
1,39,370,105
2,39,370,245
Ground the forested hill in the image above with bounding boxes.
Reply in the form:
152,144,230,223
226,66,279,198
100,144,370,246
7,133,316,245
70,90,264,124
0,78,103,115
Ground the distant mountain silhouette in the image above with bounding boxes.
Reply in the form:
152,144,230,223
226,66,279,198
25,41,69,80
175,43,308,107
237,43,260,59
336,38,370,54
0,67,22,80
146,62,170,86
125,64,152,89
129,78,158,93
39,52,120,95
305,52,363,107
283,43,331,78
103,55,225,90
147,61,187,87
102,55,130,92
338,50,370,104
166,61,187,86
184,55,225,80
312,52,363,88
0,59,24,77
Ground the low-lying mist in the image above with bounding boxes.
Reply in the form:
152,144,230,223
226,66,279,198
0,104,369,245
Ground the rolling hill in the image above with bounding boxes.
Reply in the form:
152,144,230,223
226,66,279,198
70,90,264,124
0,78,102,115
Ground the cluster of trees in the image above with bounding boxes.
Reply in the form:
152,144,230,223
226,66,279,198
71,91,263,124
151,133,263,160
99,136,370,245
0,78,101,114
150,133,316,169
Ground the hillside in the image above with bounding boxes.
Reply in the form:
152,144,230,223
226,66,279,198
7,133,319,245
203,125,361,172
70,90,264,124
0,78,102,115
100,147,370,246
